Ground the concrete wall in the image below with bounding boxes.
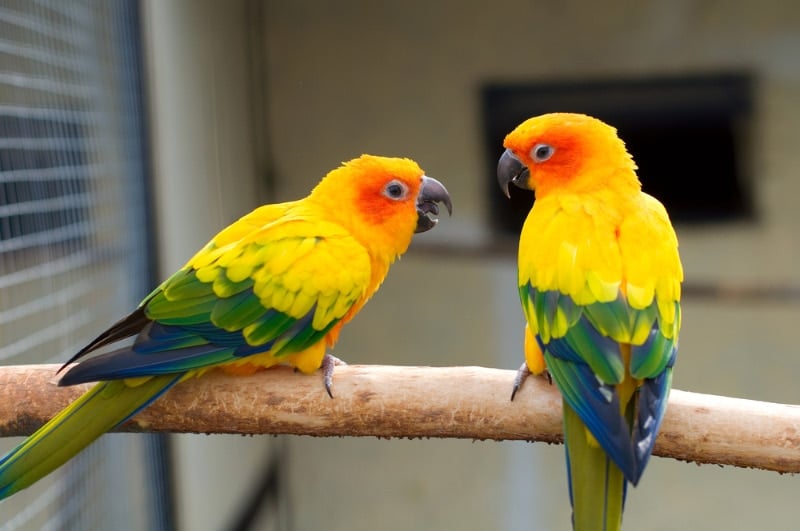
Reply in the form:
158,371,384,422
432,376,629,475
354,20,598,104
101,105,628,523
145,1,800,529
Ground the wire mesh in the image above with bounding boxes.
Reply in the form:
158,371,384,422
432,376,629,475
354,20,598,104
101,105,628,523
0,1,170,529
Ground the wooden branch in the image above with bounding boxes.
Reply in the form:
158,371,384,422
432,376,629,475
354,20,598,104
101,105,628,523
1,364,798,474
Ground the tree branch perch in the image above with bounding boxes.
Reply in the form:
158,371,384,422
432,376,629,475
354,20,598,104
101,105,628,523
0,364,798,473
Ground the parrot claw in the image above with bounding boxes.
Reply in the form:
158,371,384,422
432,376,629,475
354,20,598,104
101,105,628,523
510,363,552,401
321,354,347,398
510,362,531,401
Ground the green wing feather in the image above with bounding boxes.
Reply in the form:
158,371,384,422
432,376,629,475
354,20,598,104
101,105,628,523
170,216,370,343
59,216,372,382
0,375,181,499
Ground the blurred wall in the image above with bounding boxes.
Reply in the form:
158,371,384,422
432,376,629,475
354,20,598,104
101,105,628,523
262,2,800,529
143,1,800,530
141,1,277,530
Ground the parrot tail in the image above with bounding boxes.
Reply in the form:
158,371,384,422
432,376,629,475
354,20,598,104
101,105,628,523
564,402,626,531
0,373,183,500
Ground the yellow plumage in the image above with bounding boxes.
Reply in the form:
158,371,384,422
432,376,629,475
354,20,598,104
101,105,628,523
499,113,682,531
0,154,452,500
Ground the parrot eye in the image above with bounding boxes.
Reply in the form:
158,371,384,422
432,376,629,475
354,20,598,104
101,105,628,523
383,180,409,201
531,143,555,163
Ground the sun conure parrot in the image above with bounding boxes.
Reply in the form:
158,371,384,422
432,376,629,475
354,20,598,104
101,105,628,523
0,154,452,500
497,113,682,530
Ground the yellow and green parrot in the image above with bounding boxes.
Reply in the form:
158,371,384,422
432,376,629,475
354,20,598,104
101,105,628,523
0,154,452,500
497,113,682,530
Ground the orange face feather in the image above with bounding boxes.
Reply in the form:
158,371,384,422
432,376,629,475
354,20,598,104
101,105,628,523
502,113,638,197
310,155,428,260
352,156,425,228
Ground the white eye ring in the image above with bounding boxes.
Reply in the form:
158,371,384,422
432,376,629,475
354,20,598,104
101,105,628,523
531,143,555,163
383,179,409,200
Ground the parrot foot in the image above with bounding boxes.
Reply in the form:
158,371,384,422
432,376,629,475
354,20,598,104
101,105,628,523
510,363,552,401
321,354,347,398
510,362,530,401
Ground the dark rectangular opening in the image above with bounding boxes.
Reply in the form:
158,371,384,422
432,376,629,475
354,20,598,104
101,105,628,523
482,73,755,235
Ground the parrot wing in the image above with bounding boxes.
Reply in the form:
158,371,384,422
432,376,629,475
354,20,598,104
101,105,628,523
519,194,680,485
58,202,299,367
60,214,371,385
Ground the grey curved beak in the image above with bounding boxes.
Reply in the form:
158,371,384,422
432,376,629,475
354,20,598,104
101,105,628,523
415,175,453,233
497,149,529,198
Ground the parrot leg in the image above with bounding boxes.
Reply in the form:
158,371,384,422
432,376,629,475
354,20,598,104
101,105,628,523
321,353,347,398
510,362,531,401
510,363,552,401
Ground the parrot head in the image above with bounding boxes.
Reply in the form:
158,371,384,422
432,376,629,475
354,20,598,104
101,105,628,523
310,154,452,259
497,113,638,199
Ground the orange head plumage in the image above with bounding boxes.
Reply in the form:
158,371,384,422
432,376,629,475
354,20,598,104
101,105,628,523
498,113,639,198
308,154,452,261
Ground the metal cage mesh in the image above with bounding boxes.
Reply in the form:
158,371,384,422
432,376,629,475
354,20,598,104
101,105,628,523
0,1,170,529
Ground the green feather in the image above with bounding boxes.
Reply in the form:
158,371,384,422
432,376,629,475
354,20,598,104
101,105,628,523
145,291,218,324
564,403,625,531
272,317,335,356
0,376,180,500
556,293,583,332
534,289,554,342
562,317,624,384
243,310,296,346
631,331,675,379
584,296,631,343
629,302,658,345
210,289,269,331
212,272,255,298
162,269,214,300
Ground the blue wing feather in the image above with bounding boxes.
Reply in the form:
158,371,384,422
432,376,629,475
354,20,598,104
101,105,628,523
59,343,237,384
531,285,675,485
60,299,342,385
59,226,362,388
544,350,637,481
555,317,624,384
631,351,675,474
630,322,677,378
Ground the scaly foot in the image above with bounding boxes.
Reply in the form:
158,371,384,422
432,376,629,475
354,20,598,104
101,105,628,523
510,363,551,401
321,354,347,398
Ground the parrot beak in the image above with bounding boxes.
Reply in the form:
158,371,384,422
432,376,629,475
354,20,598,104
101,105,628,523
415,175,453,233
497,148,530,198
